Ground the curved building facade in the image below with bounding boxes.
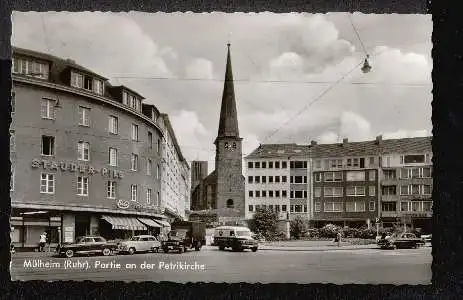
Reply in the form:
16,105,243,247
10,47,187,249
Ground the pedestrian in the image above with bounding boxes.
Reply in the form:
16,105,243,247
39,232,47,252
336,231,342,247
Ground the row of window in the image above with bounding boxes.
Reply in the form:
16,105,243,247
41,98,161,150
313,186,376,198
381,184,432,196
381,201,433,212
383,168,432,180
314,201,376,212
247,175,292,184
248,190,309,199
39,173,160,204
313,170,377,182
248,204,308,213
314,157,375,170
70,71,104,96
12,57,50,80
248,161,309,169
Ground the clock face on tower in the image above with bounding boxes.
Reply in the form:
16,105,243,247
224,142,237,151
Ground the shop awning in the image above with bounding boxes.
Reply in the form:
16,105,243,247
137,218,162,228
154,219,171,227
101,215,147,231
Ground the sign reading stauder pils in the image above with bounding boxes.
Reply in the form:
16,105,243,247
31,159,123,179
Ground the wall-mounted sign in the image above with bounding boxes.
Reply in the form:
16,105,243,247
117,199,130,209
31,159,123,179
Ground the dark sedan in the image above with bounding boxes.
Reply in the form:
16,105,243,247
57,236,118,258
377,232,425,250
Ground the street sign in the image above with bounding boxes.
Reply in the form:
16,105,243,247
375,217,380,223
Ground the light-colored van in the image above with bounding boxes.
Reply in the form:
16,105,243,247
213,226,258,252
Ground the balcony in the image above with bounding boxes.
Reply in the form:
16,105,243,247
380,178,398,185
381,195,399,202
381,211,398,218
398,211,432,218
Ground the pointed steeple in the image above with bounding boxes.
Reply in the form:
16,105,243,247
216,43,240,140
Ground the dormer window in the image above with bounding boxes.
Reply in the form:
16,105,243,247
71,70,104,95
122,90,142,112
151,109,157,122
12,57,50,80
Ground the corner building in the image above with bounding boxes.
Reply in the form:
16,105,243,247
9,47,187,249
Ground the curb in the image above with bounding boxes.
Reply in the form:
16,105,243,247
259,247,379,252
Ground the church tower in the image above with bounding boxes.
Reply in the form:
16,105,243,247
214,43,245,215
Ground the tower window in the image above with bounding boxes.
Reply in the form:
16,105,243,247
226,199,234,208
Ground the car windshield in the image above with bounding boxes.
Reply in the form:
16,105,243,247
94,237,106,242
130,237,139,241
236,231,251,237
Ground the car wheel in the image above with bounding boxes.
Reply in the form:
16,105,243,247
251,247,258,252
102,248,112,256
219,245,225,251
163,247,169,253
179,247,184,254
195,242,201,251
128,247,136,255
65,249,74,258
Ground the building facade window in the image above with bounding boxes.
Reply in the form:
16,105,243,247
131,185,138,201
147,159,152,176
282,190,287,197
109,147,117,166
248,176,253,183
131,124,139,141
346,186,366,196
369,186,376,196
248,191,253,197
78,106,90,126
346,201,365,212
71,71,84,88
78,141,90,161
13,57,50,79
157,139,161,153
314,187,321,198
248,162,253,168
324,202,343,212
314,202,321,212
324,187,343,197
148,132,153,148
382,185,397,195
93,78,104,95
41,135,55,156
131,154,139,171
369,201,376,211
40,173,55,194
383,170,396,179
108,116,118,134
156,164,160,179
275,161,280,168
324,172,342,182
146,189,152,204
41,98,55,119
314,173,322,182
107,181,116,199
156,192,160,206
382,202,396,211
249,205,254,212
369,170,376,181
268,161,273,168
77,176,89,196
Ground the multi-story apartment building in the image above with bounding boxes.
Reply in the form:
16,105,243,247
159,114,190,221
9,47,186,249
244,144,311,221
244,136,432,231
378,136,432,232
311,138,380,228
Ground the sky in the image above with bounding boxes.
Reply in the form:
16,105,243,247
11,12,432,172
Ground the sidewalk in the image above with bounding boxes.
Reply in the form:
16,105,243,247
259,240,379,251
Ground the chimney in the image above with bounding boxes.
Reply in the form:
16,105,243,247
375,135,383,145
310,140,317,146
66,58,76,64
343,138,348,145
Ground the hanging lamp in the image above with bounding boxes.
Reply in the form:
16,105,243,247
361,54,372,73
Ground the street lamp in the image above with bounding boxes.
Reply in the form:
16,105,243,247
361,55,372,74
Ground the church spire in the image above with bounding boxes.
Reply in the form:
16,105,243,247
216,43,240,139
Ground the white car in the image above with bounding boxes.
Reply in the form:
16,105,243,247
118,235,161,255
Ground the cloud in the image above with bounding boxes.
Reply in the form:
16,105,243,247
12,12,174,79
317,131,339,144
185,58,214,79
383,129,431,140
339,111,372,141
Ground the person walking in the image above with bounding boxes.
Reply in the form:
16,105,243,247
39,232,47,252
336,231,342,247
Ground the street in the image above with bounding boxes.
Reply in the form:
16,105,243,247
10,246,431,284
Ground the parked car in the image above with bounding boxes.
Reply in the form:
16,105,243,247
57,236,118,258
377,232,425,250
162,221,207,253
421,234,432,246
118,235,161,255
214,226,259,252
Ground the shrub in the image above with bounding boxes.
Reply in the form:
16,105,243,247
290,216,309,240
248,208,279,240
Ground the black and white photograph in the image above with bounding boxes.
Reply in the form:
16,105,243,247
9,11,432,284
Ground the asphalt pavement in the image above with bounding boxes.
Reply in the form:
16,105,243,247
10,246,431,284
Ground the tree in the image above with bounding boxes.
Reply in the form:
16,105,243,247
248,208,278,240
290,216,307,240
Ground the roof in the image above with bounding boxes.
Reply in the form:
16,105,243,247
13,46,108,80
245,143,310,159
216,44,240,141
245,136,432,159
